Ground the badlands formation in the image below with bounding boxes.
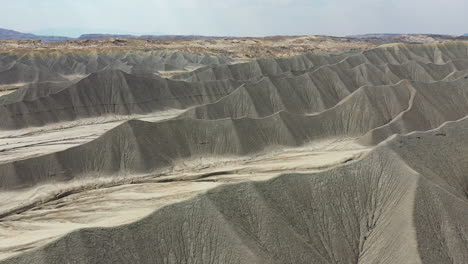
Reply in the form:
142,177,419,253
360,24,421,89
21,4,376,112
0,41,468,263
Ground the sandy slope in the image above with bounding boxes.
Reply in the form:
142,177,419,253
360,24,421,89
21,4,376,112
0,139,366,260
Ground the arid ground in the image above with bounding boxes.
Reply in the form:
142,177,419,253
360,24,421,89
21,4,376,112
0,37,468,263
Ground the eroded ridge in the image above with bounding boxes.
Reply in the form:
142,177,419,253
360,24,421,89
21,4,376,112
1,42,468,263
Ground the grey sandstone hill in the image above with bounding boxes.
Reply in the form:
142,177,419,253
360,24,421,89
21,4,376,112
3,75,468,190
4,43,468,129
4,106,468,264
180,60,468,120
2,42,468,263
0,70,242,129
0,50,232,85
172,42,468,81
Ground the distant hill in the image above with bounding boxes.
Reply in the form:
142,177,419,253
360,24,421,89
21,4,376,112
4,27,465,43
0,28,228,42
0,28,73,42
0,28,38,40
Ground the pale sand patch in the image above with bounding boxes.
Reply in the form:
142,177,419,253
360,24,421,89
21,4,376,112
0,90,15,97
0,83,25,97
60,74,86,81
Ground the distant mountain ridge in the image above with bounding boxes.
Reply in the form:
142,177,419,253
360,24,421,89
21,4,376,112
0,28,228,42
0,28,73,42
2,28,468,42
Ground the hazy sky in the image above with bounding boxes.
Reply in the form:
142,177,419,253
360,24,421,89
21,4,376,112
2,0,468,37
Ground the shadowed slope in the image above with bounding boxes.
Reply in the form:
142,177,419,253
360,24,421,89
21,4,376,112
361,77,468,145
0,80,78,105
